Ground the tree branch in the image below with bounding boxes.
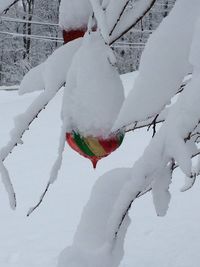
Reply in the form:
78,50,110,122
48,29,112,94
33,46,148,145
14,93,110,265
0,86,63,163
109,0,157,45
3,0,20,14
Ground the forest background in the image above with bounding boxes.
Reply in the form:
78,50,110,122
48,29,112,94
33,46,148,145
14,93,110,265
0,0,175,86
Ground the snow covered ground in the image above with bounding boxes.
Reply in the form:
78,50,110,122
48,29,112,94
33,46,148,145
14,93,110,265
0,72,199,267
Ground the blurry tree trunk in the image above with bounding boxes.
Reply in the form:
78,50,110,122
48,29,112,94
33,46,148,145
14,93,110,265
22,0,34,59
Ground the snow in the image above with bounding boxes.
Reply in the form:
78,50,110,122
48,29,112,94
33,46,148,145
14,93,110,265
0,73,200,267
0,38,83,205
107,0,200,246
114,0,200,130
19,64,45,95
89,0,110,42
62,32,124,137
0,85,19,91
108,0,156,43
59,0,92,30
58,168,131,267
43,38,82,94
151,164,171,217
19,38,82,95
2,1,200,265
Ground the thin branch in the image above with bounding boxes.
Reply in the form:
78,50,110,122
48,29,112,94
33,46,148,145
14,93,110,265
27,124,66,217
147,114,159,137
27,182,50,216
109,0,130,37
3,0,20,14
109,0,157,45
125,113,165,134
0,86,63,162
124,74,191,135
115,191,141,238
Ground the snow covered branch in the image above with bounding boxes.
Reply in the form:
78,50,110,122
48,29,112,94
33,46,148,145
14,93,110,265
0,38,82,209
89,0,110,42
113,0,198,131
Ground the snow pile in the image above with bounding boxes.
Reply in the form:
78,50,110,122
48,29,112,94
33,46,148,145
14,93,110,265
59,0,92,30
58,168,131,267
62,32,125,137
114,0,200,130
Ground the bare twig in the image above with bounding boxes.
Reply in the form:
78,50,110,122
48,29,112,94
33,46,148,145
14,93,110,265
109,0,130,37
109,0,157,45
3,0,20,14
27,182,50,217
115,191,141,238
147,114,159,137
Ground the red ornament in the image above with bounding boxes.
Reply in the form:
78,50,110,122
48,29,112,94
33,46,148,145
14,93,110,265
63,28,87,44
66,132,124,168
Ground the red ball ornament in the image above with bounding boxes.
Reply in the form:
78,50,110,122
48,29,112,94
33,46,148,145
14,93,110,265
66,132,124,168
63,29,86,44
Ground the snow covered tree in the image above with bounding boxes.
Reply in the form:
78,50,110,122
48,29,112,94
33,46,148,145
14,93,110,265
0,0,61,85
1,0,200,266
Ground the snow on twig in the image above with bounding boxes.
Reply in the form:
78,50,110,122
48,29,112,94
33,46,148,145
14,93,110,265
27,124,66,216
106,0,200,240
0,90,60,161
89,0,110,42
0,161,16,209
0,89,61,209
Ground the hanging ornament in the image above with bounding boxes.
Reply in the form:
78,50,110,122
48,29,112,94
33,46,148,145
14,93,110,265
66,131,124,168
63,28,86,44
59,0,94,44
63,31,125,168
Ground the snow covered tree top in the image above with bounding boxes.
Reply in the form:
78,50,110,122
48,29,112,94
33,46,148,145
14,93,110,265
59,0,92,30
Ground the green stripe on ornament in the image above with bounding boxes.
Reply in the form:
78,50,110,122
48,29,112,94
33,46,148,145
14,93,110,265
118,133,125,145
72,132,95,157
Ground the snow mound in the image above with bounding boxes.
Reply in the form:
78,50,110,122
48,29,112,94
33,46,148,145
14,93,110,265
62,32,125,137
